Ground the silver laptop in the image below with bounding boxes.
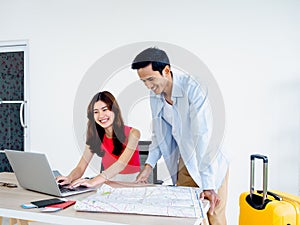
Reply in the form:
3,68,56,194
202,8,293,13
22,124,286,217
5,150,96,197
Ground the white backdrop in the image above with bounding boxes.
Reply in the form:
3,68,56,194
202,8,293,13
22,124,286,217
1,0,299,224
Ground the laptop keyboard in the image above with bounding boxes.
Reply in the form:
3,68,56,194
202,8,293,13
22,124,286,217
59,185,88,193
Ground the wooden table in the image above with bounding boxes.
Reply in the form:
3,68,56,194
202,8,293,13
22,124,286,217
0,173,208,225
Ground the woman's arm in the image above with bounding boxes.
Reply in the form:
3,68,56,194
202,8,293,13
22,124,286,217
71,128,141,188
56,145,94,185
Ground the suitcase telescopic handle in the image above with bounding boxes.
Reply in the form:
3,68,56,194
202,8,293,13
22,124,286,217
250,154,268,205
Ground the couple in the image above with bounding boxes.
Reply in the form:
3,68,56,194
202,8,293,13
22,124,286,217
57,47,229,225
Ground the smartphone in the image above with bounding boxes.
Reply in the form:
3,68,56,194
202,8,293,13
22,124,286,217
31,198,65,208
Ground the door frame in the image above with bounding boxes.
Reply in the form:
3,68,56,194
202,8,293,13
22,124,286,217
0,40,29,152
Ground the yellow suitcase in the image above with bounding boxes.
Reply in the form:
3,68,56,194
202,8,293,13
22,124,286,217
239,154,300,225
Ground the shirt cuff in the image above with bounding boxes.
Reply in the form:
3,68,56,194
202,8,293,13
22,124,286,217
145,146,161,168
145,158,157,169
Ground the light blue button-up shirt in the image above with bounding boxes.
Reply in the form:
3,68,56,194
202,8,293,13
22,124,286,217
145,73,229,191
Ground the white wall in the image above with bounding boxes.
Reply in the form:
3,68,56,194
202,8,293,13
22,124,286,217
1,0,299,224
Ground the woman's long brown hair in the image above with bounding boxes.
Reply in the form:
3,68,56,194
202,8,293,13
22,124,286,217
85,91,126,156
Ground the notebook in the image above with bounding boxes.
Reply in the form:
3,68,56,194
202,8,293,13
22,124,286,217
5,150,96,197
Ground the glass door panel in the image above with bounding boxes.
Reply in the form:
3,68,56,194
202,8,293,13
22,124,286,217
0,44,28,172
0,103,24,150
0,51,24,100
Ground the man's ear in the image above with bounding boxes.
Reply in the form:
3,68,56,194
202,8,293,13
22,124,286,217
162,65,171,76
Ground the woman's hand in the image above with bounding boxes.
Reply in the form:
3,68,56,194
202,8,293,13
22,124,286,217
69,178,95,188
70,174,107,188
56,176,72,186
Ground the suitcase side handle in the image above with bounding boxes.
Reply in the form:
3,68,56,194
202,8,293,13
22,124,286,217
257,190,282,201
250,154,268,205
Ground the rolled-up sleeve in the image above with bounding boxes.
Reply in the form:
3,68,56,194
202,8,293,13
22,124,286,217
200,162,217,190
145,148,161,168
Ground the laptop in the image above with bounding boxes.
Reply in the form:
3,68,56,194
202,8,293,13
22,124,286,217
5,150,96,197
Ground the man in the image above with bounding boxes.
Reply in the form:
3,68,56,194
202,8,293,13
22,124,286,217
131,47,229,225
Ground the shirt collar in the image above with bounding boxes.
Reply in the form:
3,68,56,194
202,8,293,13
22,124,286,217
171,73,184,99
150,73,184,105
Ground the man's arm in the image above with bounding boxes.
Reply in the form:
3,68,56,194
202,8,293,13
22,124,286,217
136,119,162,183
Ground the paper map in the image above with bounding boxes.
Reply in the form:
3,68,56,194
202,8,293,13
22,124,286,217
74,184,204,218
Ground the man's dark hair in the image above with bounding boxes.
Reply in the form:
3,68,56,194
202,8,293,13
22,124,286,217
131,47,170,75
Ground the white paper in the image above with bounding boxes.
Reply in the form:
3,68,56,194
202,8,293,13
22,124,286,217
74,184,204,218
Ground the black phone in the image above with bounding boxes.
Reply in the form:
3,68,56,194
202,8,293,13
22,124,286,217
31,198,65,208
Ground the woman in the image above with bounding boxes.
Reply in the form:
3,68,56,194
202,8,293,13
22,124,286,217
57,91,141,188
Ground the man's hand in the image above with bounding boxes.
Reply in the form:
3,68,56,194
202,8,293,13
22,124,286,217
135,164,152,183
201,189,220,215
